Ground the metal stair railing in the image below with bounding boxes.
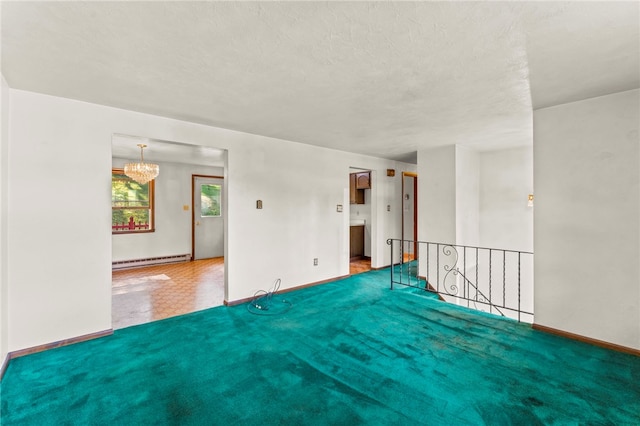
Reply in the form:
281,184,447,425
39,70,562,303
452,269,506,317
387,238,534,322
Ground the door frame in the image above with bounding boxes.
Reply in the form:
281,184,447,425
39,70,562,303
401,172,418,261
191,174,224,260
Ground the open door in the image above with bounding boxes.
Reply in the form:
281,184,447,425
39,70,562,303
401,172,418,262
192,175,224,260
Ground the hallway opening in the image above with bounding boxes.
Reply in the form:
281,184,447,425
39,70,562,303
112,134,227,329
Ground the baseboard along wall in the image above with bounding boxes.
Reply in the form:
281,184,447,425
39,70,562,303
0,353,9,381
532,323,640,357
0,329,114,382
225,274,351,306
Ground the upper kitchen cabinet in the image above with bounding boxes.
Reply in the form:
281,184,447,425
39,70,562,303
349,173,363,204
355,172,371,189
349,172,370,204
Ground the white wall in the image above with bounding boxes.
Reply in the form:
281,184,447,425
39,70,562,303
111,158,222,261
417,145,483,246
479,146,534,318
402,175,414,241
1,75,9,364
455,146,480,247
8,91,113,351
417,146,457,244
374,168,411,268
479,147,533,252
419,144,534,252
6,89,411,352
418,143,534,321
534,89,640,350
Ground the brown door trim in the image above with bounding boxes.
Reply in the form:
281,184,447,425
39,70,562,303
401,172,418,260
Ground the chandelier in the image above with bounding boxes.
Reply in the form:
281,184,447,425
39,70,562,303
124,144,159,184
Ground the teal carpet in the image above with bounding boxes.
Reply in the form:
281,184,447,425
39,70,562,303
2,269,639,425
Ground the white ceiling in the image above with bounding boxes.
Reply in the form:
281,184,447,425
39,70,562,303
2,2,638,164
112,134,226,167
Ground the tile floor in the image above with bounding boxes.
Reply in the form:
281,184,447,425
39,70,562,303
112,257,224,329
349,257,371,275
113,256,371,329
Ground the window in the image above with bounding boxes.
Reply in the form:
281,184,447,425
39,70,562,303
200,184,221,217
112,169,155,233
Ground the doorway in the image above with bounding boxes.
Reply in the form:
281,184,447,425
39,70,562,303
111,135,227,329
192,175,224,260
401,172,418,262
349,168,373,274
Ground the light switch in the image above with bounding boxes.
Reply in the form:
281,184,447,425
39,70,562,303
336,204,343,212
256,200,263,209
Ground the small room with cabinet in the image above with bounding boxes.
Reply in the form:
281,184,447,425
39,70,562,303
349,169,372,273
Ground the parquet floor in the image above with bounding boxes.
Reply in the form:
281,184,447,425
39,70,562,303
112,257,224,329
350,258,371,275
404,253,415,262
114,256,370,329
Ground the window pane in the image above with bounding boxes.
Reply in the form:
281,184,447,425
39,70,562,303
111,209,149,230
112,173,150,208
112,169,154,233
201,184,221,217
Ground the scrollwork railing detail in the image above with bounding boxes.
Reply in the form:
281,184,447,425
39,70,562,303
442,245,460,296
387,239,533,322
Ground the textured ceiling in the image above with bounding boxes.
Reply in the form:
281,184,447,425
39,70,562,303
112,134,225,167
2,2,638,163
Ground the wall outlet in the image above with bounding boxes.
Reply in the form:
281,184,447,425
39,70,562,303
387,204,391,211
313,258,318,266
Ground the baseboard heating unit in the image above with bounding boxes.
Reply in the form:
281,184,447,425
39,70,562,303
112,254,191,270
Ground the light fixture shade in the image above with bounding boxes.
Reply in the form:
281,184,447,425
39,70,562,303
124,144,159,184
124,162,159,184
